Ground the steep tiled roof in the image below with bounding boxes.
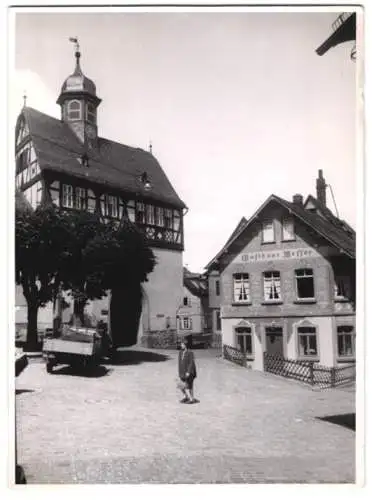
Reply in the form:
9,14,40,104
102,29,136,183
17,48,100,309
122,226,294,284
21,107,186,209
183,268,208,297
274,195,355,258
205,194,355,269
205,217,247,270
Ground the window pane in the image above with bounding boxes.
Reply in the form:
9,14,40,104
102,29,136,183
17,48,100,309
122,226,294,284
262,221,274,242
246,334,252,354
234,273,250,302
296,269,314,298
282,217,294,240
263,271,281,300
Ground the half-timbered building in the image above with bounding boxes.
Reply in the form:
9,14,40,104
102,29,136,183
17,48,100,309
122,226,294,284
15,42,186,346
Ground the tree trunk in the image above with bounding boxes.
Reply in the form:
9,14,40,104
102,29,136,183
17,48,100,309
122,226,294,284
25,301,39,352
72,298,86,326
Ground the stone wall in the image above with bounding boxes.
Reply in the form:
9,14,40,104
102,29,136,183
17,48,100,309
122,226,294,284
140,329,177,349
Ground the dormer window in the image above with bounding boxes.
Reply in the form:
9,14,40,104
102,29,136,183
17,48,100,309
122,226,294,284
68,100,82,120
262,221,275,243
86,102,96,124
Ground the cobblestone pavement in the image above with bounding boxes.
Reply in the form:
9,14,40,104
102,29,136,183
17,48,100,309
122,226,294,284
15,348,355,484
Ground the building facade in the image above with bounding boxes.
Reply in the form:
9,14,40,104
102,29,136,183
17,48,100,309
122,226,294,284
207,171,355,370
15,42,186,346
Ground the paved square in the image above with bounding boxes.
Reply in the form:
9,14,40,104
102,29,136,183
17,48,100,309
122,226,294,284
15,348,355,484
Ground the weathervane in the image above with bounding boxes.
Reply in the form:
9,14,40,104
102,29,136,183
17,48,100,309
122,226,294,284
69,36,80,53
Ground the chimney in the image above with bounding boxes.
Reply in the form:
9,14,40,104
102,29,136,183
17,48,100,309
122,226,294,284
292,194,303,206
316,169,327,206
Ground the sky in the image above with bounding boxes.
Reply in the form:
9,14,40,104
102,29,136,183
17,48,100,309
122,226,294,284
10,7,358,273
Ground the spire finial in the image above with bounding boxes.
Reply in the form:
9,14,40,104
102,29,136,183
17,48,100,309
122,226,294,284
149,140,153,154
22,91,27,108
69,36,82,72
69,36,80,54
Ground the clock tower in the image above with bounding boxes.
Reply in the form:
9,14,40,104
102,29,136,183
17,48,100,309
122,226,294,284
57,38,101,148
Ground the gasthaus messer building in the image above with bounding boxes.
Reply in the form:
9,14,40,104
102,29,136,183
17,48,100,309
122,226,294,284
15,41,187,345
206,171,356,371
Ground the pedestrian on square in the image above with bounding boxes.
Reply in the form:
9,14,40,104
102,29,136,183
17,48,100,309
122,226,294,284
177,337,197,404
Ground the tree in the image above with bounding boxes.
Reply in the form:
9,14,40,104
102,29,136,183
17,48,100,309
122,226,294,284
16,197,156,350
15,199,72,350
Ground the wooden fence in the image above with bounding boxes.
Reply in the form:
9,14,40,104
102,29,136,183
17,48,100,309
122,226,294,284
223,345,356,389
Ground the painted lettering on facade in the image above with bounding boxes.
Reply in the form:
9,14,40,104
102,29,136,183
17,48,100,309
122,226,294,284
237,248,322,264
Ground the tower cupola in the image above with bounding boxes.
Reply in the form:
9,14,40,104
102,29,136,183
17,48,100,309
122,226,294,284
57,37,101,146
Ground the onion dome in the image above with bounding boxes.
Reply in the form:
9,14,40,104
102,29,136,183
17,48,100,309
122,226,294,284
57,40,100,106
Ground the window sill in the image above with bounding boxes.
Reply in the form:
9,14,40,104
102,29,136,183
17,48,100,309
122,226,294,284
261,241,276,245
281,238,296,242
298,357,319,363
232,302,252,306
334,298,350,303
261,301,283,305
337,357,355,363
293,299,317,304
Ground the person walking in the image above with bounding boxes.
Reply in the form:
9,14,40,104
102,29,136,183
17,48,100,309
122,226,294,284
178,337,197,404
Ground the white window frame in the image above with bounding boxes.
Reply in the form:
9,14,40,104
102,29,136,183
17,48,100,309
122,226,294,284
262,220,275,243
263,271,281,301
235,326,253,355
282,217,295,241
337,325,355,358
233,273,250,303
295,268,315,300
180,316,192,330
75,187,87,210
155,207,165,227
67,100,82,121
146,204,155,225
62,184,74,208
164,208,173,228
297,326,318,358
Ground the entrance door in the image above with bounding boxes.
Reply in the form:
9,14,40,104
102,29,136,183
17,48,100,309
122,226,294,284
265,327,283,356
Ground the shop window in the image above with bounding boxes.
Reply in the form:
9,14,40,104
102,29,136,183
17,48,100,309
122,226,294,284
262,221,275,243
233,273,250,303
337,325,355,357
295,269,315,299
263,271,281,301
235,326,253,355
282,217,295,241
298,326,318,357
